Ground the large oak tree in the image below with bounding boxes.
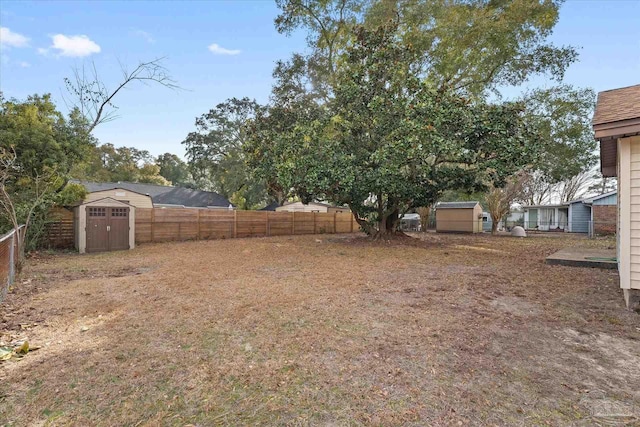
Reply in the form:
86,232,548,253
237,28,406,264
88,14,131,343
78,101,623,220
247,25,538,237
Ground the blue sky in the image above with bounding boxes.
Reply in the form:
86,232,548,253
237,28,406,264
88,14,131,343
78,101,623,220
1,1,639,158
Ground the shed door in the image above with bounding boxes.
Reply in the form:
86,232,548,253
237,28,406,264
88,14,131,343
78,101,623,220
86,207,109,252
86,207,130,252
108,207,130,250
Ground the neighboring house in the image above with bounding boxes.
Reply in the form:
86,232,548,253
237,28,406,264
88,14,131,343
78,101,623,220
593,83,640,308
75,181,233,209
71,181,233,254
482,210,524,232
524,192,618,234
589,191,618,235
275,201,351,213
568,191,617,234
435,201,483,233
523,204,568,231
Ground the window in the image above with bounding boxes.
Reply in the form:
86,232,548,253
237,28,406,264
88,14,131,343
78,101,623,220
88,207,106,217
111,208,128,217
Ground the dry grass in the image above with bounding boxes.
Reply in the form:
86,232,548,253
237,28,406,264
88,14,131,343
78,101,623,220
1,232,639,426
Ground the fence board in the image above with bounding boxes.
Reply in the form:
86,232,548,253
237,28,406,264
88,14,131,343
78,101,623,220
45,207,74,248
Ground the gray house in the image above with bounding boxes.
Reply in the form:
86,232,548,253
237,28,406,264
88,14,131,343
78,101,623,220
524,190,617,233
568,191,617,233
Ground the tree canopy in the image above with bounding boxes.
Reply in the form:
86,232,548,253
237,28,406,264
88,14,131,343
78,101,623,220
0,94,92,249
182,97,269,209
247,25,538,237
71,143,170,185
276,0,578,97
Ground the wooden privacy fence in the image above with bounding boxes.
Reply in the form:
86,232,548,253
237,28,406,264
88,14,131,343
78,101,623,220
135,208,360,243
45,207,74,248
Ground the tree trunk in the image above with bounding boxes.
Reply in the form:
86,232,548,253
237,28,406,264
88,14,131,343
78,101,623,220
490,214,503,236
386,209,399,232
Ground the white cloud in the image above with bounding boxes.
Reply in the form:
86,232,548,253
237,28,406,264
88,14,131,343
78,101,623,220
18,61,30,68
208,43,240,55
0,27,29,48
49,34,101,57
37,47,49,56
133,29,155,44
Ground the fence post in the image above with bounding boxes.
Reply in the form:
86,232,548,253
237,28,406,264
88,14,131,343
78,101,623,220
233,210,237,238
151,209,155,243
266,211,270,236
291,212,295,235
313,212,317,234
334,212,337,234
8,231,15,284
197,209,201,240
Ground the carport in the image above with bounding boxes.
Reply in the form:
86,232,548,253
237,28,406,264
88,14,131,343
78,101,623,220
74,197,135,254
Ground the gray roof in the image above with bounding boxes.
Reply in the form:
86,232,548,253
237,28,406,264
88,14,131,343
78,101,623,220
436,201,480,209
566,190,617,205
259,201,281,211
74,181,232,208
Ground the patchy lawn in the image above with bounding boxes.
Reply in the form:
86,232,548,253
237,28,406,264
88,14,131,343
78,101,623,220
1,233,639,426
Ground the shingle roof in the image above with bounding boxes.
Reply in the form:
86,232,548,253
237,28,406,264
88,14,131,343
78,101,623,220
436,201,480,209
259,201,280,211
593,84,640,125
153,187,231,208
74,181,232,208
76,181,174,197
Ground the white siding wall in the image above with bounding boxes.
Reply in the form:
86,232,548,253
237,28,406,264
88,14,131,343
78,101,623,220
625,136,640,289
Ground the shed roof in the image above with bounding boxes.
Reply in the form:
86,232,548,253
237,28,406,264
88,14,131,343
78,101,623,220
436,201,480,209
74,181,232,208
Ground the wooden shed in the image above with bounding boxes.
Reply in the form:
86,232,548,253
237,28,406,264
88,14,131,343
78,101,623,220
435,201,483,233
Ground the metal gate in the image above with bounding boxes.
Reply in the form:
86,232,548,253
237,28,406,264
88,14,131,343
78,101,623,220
86,207,130,252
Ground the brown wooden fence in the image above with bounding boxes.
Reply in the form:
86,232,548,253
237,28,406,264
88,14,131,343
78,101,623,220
135,208,359,243
45,207,74,248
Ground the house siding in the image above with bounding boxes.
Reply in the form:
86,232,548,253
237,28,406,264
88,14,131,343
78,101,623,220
569,202,590,233
627,136,640,289
593,194,617,206
84,189,153,209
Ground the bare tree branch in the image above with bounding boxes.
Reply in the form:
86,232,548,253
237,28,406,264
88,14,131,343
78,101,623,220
64,57,180,134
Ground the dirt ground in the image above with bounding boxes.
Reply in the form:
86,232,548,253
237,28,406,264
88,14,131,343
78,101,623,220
1,232,639,426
